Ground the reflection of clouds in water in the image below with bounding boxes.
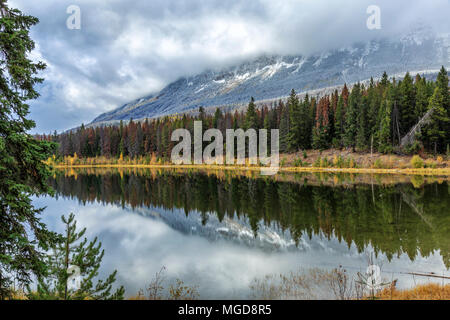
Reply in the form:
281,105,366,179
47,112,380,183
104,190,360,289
33,196,448,299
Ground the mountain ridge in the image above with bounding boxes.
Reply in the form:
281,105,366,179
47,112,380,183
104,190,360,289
90,29,449,127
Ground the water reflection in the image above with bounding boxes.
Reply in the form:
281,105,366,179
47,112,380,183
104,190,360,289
35,168,450,298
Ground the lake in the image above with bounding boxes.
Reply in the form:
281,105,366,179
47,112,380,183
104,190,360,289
33,168,450,299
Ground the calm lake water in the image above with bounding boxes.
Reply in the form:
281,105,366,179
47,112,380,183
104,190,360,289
33,168,450,299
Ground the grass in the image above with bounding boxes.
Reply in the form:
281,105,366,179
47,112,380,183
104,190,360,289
47,149,450,176
50,162,450,176
375,283,450,300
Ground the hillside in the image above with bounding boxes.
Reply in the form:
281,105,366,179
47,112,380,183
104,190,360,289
90,26,450,126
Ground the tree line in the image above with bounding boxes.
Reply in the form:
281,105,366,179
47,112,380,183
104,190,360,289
38,67,449,160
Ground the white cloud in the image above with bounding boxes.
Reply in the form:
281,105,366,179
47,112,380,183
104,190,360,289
8,0,450,133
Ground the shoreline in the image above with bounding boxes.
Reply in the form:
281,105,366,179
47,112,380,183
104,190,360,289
51,164,450,176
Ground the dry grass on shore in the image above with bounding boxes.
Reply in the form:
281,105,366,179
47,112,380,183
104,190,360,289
47,149,450,176
375,283,450,300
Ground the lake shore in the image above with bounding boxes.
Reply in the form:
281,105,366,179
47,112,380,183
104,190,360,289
51,163,450,176
48,149,450,176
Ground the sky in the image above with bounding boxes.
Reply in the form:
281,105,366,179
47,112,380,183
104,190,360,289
8,0,450,133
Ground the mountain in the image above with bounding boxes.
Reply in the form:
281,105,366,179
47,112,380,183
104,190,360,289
91,26,450,125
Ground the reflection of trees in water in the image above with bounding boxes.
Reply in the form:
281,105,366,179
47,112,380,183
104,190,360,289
49,171,450,268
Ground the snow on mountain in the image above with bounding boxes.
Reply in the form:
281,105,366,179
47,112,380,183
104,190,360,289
90,30,449,126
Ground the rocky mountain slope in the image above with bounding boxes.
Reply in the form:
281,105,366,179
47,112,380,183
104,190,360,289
91,27,450,125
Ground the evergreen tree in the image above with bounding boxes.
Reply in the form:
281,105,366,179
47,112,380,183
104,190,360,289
0,1,57,299
298,94,312,150
377,98,392,153
367,78,380,148
356,95,369,150
414,74,429,120
334,95,345,147
388,80,402,146
423,87,449,154
399,72,416,135
213,107,223,128
344,84,361,150
380,71,389,89
279,103,290,153
29,213,125,300
287,89,301,151
436,66,449,110
245,97,258,129
312,96,331,150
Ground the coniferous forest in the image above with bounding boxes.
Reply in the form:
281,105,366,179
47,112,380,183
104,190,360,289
37,68,450,161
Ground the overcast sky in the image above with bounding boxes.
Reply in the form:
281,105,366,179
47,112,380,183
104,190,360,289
8,0,450,133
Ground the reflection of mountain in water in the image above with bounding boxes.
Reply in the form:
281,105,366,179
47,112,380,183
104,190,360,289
130,205,300,251
49,170,450,268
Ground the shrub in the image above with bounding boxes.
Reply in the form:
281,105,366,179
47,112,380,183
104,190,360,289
425,159,437,169
293,159,303,167
373,159,383,169
320,157,330,168
404,141,421,154
410,155,424,168
349,158,356,168
333,155,344,168
313,157,321,167
303,151,308,159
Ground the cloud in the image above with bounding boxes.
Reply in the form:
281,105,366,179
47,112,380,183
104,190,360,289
8,0,450,133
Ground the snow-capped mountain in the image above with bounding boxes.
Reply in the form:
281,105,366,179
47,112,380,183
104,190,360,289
91,28,450,125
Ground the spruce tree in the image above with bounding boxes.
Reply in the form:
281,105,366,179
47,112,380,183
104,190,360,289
414,74,429,120
298,94,312,150
312,96,331,150
29,213,125,300
334,95,345,147
279,103,290,153
245,97,258,129
0,1,56,299
376,98,392,153
356,95,369,151
423,87,449,154
287,89,301,151
344,84,361,151
213,107,223,128
399,72,416,135
436,66,449,110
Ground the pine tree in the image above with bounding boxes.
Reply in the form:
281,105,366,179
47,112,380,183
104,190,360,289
377,98,392,153
344,83,361,150
279,103,290,153
380,71,389,88
399,72,416,135
334,95,345,147
414,74,429,120
312,96,331,150
245,97,258,129
298,94,312,149
388,80,402,146
29,213,125,300
287,89,301,151
356,95,369,150
436,66,449,110
213,107,223,128
0,1,57,299
423,87,449,154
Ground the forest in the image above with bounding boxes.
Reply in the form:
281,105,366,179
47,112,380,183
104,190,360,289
37,67,450,161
